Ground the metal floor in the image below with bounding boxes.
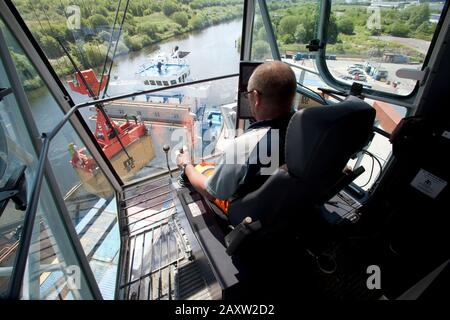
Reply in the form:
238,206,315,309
119,176,211,300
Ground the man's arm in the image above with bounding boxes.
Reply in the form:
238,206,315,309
176,147,215,201
183,164,215,201
176,144,248,202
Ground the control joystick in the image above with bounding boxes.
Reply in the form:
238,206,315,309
178,147,190,186
162,144,172,177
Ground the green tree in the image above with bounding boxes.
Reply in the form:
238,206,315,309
137,21,157,38
337,18,354,35
89,14,109,29
294,24,307,43
129,2,146,17
150,2,161,12
278,15,298,38
172,12,189,28
123,34,152,51
253,40,270,60
326,14,338,44
40,35,61,59
162,1,179,17
95,7,109,17
415,21,434,40
191,14,209,29
390,22,410,37
409,4,430,30
83,42,107,66
334,43,345,54
11,51,43,90
257,26,267,41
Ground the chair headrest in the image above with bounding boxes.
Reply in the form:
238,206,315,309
285,96,375,184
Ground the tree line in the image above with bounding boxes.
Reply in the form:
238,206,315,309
251,1,437,60
9,0,439,89
12,0,243,83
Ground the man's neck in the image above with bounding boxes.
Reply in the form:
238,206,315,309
255,109,291,122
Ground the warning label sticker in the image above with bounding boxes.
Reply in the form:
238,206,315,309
410,169,447,199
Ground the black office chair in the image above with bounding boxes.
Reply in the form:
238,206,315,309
224,96,376,261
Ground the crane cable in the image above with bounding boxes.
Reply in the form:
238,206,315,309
57,39,134,165
31,0,69,77
78,0,107,69
97,0,131,99
32,0,135,168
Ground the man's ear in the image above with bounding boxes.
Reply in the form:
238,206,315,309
254,91,262,108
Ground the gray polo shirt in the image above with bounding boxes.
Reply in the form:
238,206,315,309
204,128,271,200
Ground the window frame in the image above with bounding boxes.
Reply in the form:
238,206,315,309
314,0,450,110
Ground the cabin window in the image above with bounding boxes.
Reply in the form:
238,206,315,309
249,0,278,62
0,16,120,299
346,100,407,191
322,1,448,96
178,77,183,83
170,80,176,85
12,1,245,103
163,81,169,86
150,80,156,85
156,81,162,86
144,80,149,85
249,0,448,100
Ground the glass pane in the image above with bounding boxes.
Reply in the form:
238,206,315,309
1,15,120,299
250,0,276,61
263,1,329,95
272,0,320,59
12,0,244,105
22,184,94,300
348,100,408,191
326,1,448,96
0,62,39,298
0,37,94,299
74,76,239,184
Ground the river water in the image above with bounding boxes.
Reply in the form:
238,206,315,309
27,19,243,195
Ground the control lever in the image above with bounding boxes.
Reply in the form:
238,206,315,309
178,147,190,186
163,144,172,177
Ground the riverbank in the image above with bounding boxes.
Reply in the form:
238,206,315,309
30,16,243,92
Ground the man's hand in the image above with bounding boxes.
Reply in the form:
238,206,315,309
175,145,191,169
175,146,215,201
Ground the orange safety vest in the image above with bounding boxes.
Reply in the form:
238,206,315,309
195,162,229,214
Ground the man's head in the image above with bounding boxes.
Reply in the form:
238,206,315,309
247,61,297,121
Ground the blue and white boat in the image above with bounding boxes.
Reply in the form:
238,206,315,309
136,51,191,87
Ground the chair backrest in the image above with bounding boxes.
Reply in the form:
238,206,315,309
228,96,375,228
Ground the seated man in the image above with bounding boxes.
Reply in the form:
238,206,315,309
176,61,297,214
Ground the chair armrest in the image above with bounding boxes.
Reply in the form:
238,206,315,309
224,217,262,255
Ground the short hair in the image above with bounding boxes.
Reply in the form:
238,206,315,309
248,61,297,109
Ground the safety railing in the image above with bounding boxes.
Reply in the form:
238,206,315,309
6,72,239,299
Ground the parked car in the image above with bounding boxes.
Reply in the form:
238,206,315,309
349,69,364,75
373,69,389,81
